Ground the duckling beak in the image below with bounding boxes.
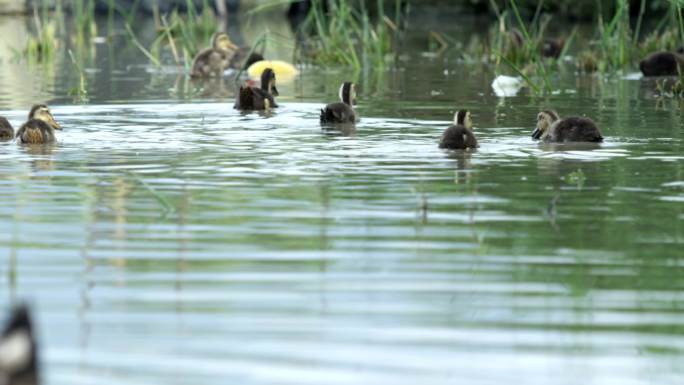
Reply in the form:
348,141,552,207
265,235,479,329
531,127,541,140
46,113,61,130
271,86,279,97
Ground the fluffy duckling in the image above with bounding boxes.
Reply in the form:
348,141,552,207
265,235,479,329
0,117,14,141
16,104,61,144
639,51,684,77
190,32,236,78
532,110,603,143
234,68,279,110
320,82,358,124
0,305,39,385
439,110,478,150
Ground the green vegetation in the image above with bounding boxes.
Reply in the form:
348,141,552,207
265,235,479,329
294,0,402,71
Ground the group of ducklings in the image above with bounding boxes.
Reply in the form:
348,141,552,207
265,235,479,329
438,108,603,150
0,105,61,144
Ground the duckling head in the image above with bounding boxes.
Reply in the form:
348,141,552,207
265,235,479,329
532,110,559,140
212,32,238,52
260,68,278,96
29,104,60,130
454,109,472,129
339,82,357,106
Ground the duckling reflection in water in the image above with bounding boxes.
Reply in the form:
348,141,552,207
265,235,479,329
0,305,39,385
0,117,14,141
532,110,603,143
439,110,478,150
320,82,358,124
234,68,279,110
16,104,61,144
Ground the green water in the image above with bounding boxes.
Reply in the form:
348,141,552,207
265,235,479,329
0,7,683,385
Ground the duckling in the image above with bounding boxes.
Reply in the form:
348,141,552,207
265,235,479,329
639,51,684,77
508,28,565,59
0,305,39,385
191,32,266,78
439,110,478,150
16,104,61,144
234,68,279,111
190,32,236,78
320,82,358,124
532,110,603,143
0,117,14,141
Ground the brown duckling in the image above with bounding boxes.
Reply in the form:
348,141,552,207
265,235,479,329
639,51,684,77
439,109,478,150
0,304,39,385
190,32,236,78
320,82,358,124
16,104,61,144
191,32,265,78
0,117,14,141
234,68,279,110
532,110,603,143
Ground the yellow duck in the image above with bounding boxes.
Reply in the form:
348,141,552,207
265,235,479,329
439,110,478,150
320,82,358,124
234,68,279,110
16,104,61,144
532,110,603,143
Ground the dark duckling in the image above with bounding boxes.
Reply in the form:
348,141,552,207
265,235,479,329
439,109,478,150
639,51,684,77
234,68,279,110
509,28,565,59
320,82,358,124
16,104,61,144
0,117,14,141
0,305,39,385
532,110,603,143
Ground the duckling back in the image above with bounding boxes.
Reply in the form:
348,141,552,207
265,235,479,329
0,117,13,141
640,51,684,77
16,119,55,144
547,117,603,143
234,86,276,110
439,125,478,150
190,48,231,78
320,102,356,124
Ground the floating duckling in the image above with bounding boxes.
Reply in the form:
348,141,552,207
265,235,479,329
532,110,603,143
0,305,38,385
439,109,478,150
0,117,14,141
247,60,299,83
16,104,61,144
320,82,358,124
234,68,279,110
639,51,684,77
191,32,263,78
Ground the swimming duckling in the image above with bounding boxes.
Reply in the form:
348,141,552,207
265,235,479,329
532,110,603,143
439,110,478,150
16,104,61,144
320,82,358,124
0,117,14,141
0,305,39,385
234,68,279,110
639,51,684,77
